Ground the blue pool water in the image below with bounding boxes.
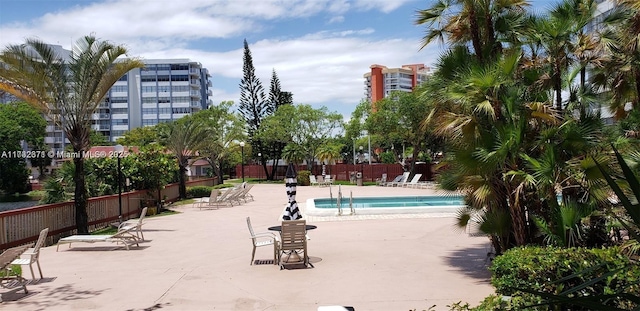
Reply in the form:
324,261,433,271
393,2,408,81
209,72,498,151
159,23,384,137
313,195,464,209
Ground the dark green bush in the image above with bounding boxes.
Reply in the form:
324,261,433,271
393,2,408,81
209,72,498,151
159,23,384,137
490,246,640,309
186,186,213,198
213,183,234,190
297,170,311,186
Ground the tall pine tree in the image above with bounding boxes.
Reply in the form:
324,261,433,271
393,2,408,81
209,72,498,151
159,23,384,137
238,39,271,178
264,69,294,179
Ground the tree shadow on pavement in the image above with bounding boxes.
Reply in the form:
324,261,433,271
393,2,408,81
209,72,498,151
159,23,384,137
444,244,493,283
1,283,105,311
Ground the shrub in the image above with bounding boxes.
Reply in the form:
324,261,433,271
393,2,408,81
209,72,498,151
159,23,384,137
186,186,213,198
490,246,640,310
297,170,311,186
213,183,234,190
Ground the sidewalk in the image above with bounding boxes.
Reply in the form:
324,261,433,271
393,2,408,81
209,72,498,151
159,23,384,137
1,184,494,311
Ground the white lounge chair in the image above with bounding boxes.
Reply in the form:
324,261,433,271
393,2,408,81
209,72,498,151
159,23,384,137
246,217,279,265
309,175,319,186
119,207,147,240
388,172,410,187
56,223,141,251
376,173,387,186
198,189,222,209
403,174,423,188
11,227,49,281
237,183,254,202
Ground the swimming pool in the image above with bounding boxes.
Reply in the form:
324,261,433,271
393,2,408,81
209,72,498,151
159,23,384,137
304,195,465,216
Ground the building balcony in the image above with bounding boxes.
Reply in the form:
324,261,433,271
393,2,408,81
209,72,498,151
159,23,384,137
190,79,200,87
207,90,213,96
189,68,200,77
190,91,201,98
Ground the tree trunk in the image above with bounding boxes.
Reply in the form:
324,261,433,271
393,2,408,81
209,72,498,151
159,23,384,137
467,5,484,62
178,163,187,199
554,60,563,111
216,160,224,185
73,156,89,234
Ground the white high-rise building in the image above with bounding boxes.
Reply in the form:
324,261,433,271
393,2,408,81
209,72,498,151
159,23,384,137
25,48,213,151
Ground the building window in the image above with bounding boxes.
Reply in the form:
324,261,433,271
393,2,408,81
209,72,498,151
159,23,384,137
112,108,128,114
111,119,128,125
170,64,189,70
143,119,158,126
171,75,189,82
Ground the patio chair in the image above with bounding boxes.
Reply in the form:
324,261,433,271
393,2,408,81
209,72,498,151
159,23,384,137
317,175,327,187
198,189,222,210
376,173,387,186
56,223,141,251
403,174,423,188
224,186,246,206
11,227,49,281
279,219,310,269
237,183,254,202
246,217,279,265
387,172,410,187
119,207,148,240
309,175,319,186
326,175,336,186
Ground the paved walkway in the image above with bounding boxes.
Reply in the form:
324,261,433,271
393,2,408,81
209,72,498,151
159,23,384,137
2,184,494,311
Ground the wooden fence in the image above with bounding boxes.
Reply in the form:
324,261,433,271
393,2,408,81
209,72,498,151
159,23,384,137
0,178,215,251
238,163,433,182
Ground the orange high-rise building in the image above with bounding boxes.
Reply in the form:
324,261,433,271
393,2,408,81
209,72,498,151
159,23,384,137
363,64,432,109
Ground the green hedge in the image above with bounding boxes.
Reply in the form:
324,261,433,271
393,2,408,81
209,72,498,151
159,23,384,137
297,170,311,186
186,186,213,198
489,246,640,310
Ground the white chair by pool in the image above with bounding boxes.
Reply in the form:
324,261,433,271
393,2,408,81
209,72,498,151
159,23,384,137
403,173,423,188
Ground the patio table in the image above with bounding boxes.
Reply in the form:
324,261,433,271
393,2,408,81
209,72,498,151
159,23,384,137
267,225,317,232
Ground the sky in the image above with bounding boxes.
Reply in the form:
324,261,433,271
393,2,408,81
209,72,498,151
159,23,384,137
0,0,558,119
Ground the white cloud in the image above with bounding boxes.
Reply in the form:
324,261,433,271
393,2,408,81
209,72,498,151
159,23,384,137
328,16,345,24
0,0,435,117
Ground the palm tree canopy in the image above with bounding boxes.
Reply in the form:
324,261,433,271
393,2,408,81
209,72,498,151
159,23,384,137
0,35,144,151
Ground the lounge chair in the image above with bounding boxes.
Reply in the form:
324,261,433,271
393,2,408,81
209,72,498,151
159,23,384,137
382,174,401,186
119,207,147,240
376,173,387,186
279,219,311,269
56,223,141,251
309,175,319,186
237,183,254,202
246,217,279,265
403,174,423,188
387,172,410,187
199,189,222,209
224,186,246,206
11,227,49,281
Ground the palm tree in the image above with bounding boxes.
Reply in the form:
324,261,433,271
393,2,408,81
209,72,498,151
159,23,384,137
590,1,640,119
525,0,597,110
316,143,342,176
0,36,143,234
415,0,529,62
159,116,211,199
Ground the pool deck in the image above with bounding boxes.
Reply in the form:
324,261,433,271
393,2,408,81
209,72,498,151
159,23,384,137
1,184,494,311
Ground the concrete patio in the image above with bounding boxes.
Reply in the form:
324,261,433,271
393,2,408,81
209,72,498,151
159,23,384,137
2,183,494,311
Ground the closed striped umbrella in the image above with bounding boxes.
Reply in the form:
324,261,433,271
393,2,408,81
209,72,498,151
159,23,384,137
283,163,301,220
